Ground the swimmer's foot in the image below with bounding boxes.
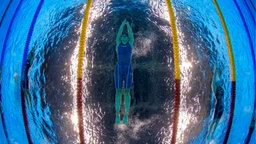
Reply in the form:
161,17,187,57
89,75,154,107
115,114,121,124
123,114,129,124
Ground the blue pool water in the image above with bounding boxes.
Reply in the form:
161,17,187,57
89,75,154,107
0,0,255,143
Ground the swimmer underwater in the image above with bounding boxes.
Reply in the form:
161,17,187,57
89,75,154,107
114,19,134,124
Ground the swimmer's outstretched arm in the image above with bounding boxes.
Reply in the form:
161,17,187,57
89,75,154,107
116,19,127,49
126,21,134,47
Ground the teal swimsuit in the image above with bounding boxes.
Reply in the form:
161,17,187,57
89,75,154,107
114,43,133,89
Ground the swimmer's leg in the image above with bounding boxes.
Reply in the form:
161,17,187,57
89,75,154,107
115,89,122,124
123,89,131,124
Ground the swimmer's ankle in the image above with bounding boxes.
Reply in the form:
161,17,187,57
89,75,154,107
123,114,129,124
115,113,120,124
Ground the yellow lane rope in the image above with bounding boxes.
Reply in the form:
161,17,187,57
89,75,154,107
77,0,93,79
213,0,236,81
166,0,181,80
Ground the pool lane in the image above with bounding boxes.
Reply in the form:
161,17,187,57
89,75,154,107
0,0,254,143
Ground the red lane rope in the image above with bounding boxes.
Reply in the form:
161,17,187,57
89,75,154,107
77,78,84,144
172,79,181,144
223,82,236,144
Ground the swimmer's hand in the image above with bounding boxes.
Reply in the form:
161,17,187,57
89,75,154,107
125,20,130,25
122,19,127,25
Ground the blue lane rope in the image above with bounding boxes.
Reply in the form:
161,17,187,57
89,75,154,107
233,0,256,143
245,0,256,26
0,0,23,143
249,0,256,10
21,0,44,143
22,0,44,72
0,0,13,26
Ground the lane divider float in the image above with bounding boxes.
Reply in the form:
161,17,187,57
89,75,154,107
0,0,23,143
165,0,181,143
21,0,44,143
212,0,236,144
77,0,93,143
